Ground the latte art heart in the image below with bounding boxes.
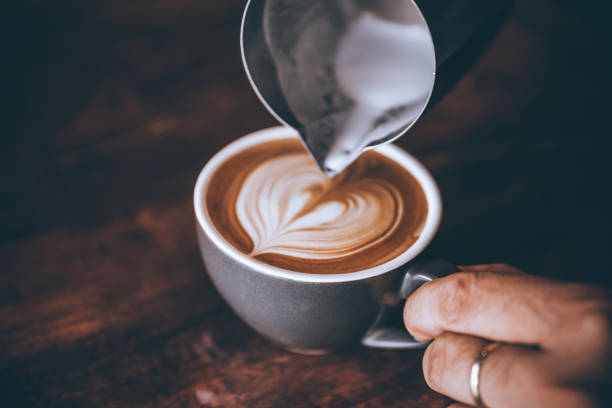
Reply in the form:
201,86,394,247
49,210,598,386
205,137,427,274
236,154,404,259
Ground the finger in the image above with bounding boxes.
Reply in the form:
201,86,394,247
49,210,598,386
422,333,488,405
422,332,593,408
403,269,575,345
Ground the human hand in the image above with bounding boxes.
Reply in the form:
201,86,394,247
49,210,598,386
403,264,612,407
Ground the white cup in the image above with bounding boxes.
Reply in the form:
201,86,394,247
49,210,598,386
194,126,454,353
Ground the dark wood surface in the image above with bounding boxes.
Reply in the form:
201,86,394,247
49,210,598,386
2,1,611,406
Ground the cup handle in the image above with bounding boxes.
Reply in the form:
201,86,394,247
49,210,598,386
361,260,458,349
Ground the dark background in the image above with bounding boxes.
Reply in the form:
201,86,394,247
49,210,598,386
1,0,611,406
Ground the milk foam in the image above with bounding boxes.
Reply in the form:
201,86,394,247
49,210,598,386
236,152,404,260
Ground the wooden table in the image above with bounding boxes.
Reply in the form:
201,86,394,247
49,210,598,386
2,1,611,406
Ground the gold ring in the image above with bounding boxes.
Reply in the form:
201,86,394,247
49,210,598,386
469,341,501,407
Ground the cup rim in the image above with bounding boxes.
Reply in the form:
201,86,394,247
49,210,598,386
194,126,442,283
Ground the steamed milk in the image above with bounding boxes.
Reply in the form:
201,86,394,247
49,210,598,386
205,137,427,274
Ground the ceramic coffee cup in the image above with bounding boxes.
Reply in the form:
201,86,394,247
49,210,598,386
194,126,456,353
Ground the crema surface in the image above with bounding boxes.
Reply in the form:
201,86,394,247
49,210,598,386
206,138,427,274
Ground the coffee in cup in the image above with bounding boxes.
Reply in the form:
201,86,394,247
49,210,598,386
206,137,428,274
194,126,452,351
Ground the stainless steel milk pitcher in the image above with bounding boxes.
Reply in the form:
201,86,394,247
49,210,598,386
241,0,513,175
